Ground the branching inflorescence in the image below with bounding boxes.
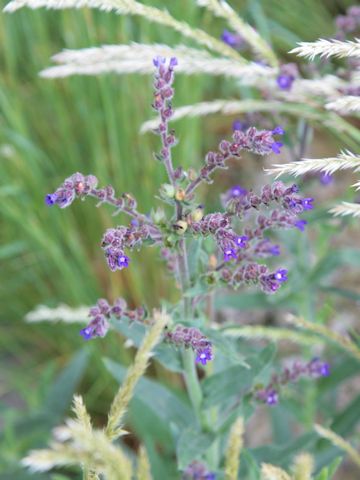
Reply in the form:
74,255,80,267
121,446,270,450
46,57,314,360
254,358,330,406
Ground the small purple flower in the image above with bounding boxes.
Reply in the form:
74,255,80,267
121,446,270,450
169,57,178,68
269,244,280,256
266,389,279,406
153,56,166,67
80,326,93,340
320,173,333,185
276,63,298,91
232,119,248,132
45,193,56,206
118,254,130,269
221,29,245,49
272,125,285,136
301,198,314,210
196,347,213,366
235,235,248,248
165,325,214,366
223,248,237,262
308,358,330,378
230,185,248,198
80,315,109,341
271,141,283,155
183,461,216,480
295,219,307,231
277,74,294,90
274,268,288,282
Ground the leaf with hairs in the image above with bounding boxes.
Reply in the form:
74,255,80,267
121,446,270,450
201,344,276,408
176,426,216,470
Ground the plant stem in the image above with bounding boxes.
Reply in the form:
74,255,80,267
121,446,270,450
182,348,203,420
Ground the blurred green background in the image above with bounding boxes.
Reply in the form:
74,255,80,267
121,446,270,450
0,1,358,478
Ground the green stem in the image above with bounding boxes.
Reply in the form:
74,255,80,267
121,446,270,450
182,348,203,421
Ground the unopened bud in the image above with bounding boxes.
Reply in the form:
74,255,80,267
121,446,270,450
175,188,186,202
173,220,188,234
190,205,204,222
160,183,175,199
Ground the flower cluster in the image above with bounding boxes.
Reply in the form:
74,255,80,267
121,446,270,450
164,325,213,365
188,212,247,261
101,224,151,271
221,29,246,50
222,125,284,157
224,181,314,217
335,5,360,39
183,461,216,480
185,127,284,196
80,298,146,340
45,172,98,208
255,357,330,405
221,263,288,294
276,63,299,91
152,56,178,183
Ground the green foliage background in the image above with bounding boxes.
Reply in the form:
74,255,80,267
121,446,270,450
0,1,359,478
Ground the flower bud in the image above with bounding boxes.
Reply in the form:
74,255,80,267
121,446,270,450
159,183,175,199
175,188,186,201
173,220,188,234
189,205,205,222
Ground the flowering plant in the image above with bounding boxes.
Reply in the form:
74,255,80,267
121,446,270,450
26,56,333,479
3,1,360,480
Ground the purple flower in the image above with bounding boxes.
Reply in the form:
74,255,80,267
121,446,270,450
270,244,280,256
183,461,216,480
165,325,214,366
274,268,288,282
266,389,279,405
196,347,213,366
319,173,333,185
223,248,237,262
277,74,294,90
271,141,283,154
169,57,178,68
45,193,56,206
235,235,248,248
118,254,130,269
257,240,281,257
221,29,245,49
272,125,285,136
294,219,307,231
301,198,314,210
80,297,145,341
232,119,248,132
308,358,330,378
276,63,298,91
254,357,330,406
80,326,93,340
231,185,248,197
80,315,109,341
153,56,166,67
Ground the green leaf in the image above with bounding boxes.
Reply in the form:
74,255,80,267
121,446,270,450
44,347,89,420
314,457,343,480
201,344,276,408
330,394,360,436
310,249,360,284
252,432,316,466
176,426,215,470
